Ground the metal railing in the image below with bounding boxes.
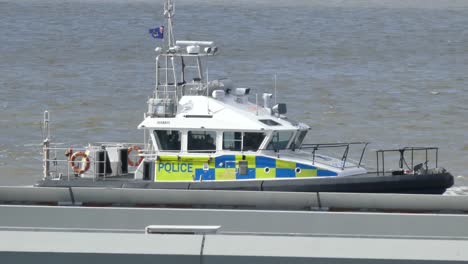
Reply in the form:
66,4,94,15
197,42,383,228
42,143,146,181
140,142,369,171
299,142,369,170
148,91,178,117
375,147,439,176
43,146,102,181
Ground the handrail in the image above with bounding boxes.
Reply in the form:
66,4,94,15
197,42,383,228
42,142,145,181
299,142,369,170
139,142,369,170
95,142,144,146
375,147,439,176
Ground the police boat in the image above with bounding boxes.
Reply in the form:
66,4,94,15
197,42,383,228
36,0,453,194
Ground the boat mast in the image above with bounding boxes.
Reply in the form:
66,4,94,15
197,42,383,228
147,0,218,118
164,0,175,49
149,0,178,118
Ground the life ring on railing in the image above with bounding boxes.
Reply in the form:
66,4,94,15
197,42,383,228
70,151,90,174
128,145,144,167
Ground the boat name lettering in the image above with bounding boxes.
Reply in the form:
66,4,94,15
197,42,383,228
158,162,193,173
157,121,170,124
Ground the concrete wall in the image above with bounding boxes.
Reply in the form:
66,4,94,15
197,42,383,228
1,188,468,263
0,231,467,264
0,205,467,238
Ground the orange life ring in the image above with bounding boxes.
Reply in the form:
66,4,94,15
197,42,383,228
128,145,143,167
70,151,90,174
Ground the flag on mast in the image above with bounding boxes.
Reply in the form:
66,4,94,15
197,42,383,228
149,26,164,39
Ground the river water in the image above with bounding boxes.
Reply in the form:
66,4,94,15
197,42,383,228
0,0,467,194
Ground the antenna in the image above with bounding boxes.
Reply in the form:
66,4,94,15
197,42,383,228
206,68,210,113
206,68,209,97
256,93,258,116
143,112,147,149
43,110,50,141
274,74,277,105
42,110,50,179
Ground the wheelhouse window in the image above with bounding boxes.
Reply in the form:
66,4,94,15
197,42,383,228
154,130,181,151
243,132,265,151
290,130,307,150
222,132,266,152
223,132,242,151
188,131,216,152
267,131,294,151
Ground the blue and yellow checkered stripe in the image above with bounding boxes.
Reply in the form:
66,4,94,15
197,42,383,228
155,155,337,181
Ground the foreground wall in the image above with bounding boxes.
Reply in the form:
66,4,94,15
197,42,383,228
0,230,467,264
0,204,467,263
1,188,468,263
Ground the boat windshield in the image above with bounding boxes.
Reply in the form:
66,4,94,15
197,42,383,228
267,131,294,151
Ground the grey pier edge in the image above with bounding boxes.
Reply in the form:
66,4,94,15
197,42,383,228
1,187,468,263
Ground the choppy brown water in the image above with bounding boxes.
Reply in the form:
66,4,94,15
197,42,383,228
0,0,467,193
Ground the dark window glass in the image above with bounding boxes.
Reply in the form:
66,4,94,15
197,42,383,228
154,130,181,151
223,132,242,151
243,132,266,151
188,131,216,152
290,130,307,150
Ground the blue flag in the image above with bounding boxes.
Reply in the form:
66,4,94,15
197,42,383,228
149,26,164,39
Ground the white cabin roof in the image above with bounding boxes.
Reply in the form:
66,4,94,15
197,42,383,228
138,94,309,131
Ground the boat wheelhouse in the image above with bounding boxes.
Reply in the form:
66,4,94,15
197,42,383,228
127,0,367,182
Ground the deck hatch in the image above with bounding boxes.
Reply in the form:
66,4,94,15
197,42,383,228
259,119,281,126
